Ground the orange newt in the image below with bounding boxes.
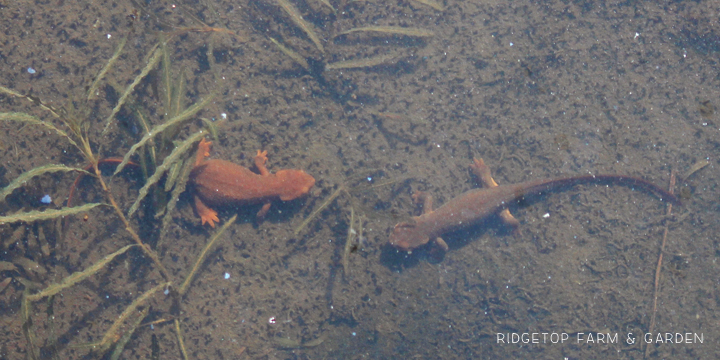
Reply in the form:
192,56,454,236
389,158,679,252
190,138,316,227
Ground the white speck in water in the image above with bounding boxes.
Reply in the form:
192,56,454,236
542,213,550,218
27,67,36,74
224,272,230,279
41,195,52,204
352,332,356,336
164,288,169,295
221,113,227,120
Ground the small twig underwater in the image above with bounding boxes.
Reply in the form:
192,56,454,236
645,170,676,358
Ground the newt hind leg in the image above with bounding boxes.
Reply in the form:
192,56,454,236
412,191,433,215
470,158,520,229
194,195,220,228
253,150,272,219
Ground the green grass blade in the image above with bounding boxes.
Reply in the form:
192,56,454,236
113,93,215,176
200,118,220,142
98,281,169,353
275,0,324,53
170,68,186,120
179,214,237,296
0,164,92,202
109,307,149,360
294,186,345,234
163,159,183,192
158,151,197,248
127,131,205,217
410,0,444,11
88,34,128,100
161,68,188,145
21,289,40,360
26,244,135,302
0,203,104,225
269,37,309,70
315,0,335,12
0,112,80,149
134,108,158,171
161,39,172,115
102,44,163,135
174,319,189,360
0,261,17,272
0,84,25,98
337,26,434,37
343,207,354,276
325,53,397,70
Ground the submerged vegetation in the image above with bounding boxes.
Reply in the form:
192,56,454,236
0,0,439,357
0,26,231,358
261,0,440,73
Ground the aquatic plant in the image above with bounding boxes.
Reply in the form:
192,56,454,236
0,30,229,359
259,0,440,73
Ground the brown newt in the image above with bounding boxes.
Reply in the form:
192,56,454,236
389,158,679,252
190,138,316,227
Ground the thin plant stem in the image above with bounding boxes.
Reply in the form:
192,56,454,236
644,170,675,358
89,156,171,282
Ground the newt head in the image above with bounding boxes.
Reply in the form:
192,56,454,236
389,220,430,252
276,169,316,201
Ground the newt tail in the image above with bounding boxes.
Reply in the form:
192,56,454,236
501,174,679,207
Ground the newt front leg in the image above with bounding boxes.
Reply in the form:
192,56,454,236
412,192,449,251
194,138,220,227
